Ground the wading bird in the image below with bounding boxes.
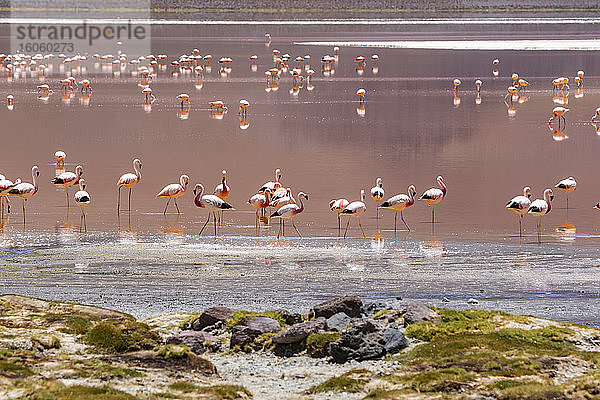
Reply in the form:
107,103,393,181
194,183,234,236
0,176,21,217
54,150,66,166
249,189,272,227
419,176,447,224
379,185,417,232
555,177,577,210
592,107,600,123
341,190,367,239
528,189,554,243
548,107,569,129
51,165,83,209
356,88,365,104
370,178,384,230
505,186,532,237
177,93,190,108
117,158,142,213
156,174,189,215
214,170,230,223
74,178,90,231
453,79,461,94
259,168,282,192
8,165,39,224
239,100,249,118
329,198,349,235
270,191,308,238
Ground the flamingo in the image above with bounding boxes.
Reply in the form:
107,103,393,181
549,107,569,129
592,107,600,123
74,178,90,231
249,189,272,226
379,185,417,232
117,158,142,213
329,198,350,234
577,70,584,86
54,150,66,166
214,170,230,223
259,168,282,192
142,87,155,103
492,59,500,65
156,174,189,215
177,93,190,108
270,187,295,208
555,177,577,210
453,79,461,94
370,178,384,229
0,176,21,217
341,190,367,239
194,183,235,236
7,95,13,110
419,176,447,224
8,166,39,224
528,189,554,243
51,165,83,209
356,88,365,104
270,192,309,238
505,186,532,237
239,100,249,118
517,79,529,92
511,73,519,85
79,79,92,93
475,79,482,94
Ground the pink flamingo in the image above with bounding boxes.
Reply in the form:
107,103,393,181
117,158,142,213
370,177,384,229
528,189,554,243
259,168,282,192
329,198,350,234
52,165,83,209
505,186,532,237
270,192,309,238
379,185,417,232
419,176,447,224
194,183,234,236
0,175,22,217
8,165,39,224
74,179,90,231
341,189,367,238
214,170,230,223
249,189,272,227
555,176,576,210
156,174,189,215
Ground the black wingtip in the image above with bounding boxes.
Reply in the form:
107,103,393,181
269,211,279,218
51,177,63,184
380,201,390,208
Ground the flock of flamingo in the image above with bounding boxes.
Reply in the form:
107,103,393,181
0,36,596,241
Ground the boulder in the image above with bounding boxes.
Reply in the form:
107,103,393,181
192,306,235,331
312,296,362,319
403,302,441,326
272,317,327,344
326,312,352,331
166,331,220,355
329,319,386,363
361,299,403,317
230,317,282,348
273,309,303,325
382,325,408,353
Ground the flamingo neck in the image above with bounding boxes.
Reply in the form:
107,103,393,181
545,192,552,213
134,162,141,179
194,185,204,204
297,195,304,212
32,171,38,191
439,179,447,195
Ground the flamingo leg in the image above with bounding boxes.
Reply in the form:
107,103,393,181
432,206,435,224
128,187,132,213
394,210,397,233
163,198,171,215
174,199,180,214
22,200,26,225
337,213,341,236
199,213,210,235
117,186,121,213
213,211,217,236
518,214,522,237
344,217,350,239
401,210,410,231
65,187,69,210
292,220,302,238
376,200,379,231
358,217,366,239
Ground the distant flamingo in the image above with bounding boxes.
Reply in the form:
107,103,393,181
419,176,447,224
79,79,92,93
577,70,584,86
356,88,365,104
74,178,90,231
555,177,577,210
270,192,309,238
214,170,230,223
117,158,142,213
329,198,350,234
8,165,39,224
505,186,532,237
239,100,249,118
142,87,155,103
249,189,272,227
370,178,384,230
380,185,417,232
528,189,554,243
341,189,367,239
549,107,569,129
270,188,295,209
156,174,189,215
592,107,600,123
475,79,482,94
51,165,83,209
177,93,190,108
194,183,235,236
0,176,21,217
259,168,282,192
453,79,461,94
54,150,66,166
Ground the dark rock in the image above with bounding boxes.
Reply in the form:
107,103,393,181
326,312,352,331
272,317,327,344
382,325,408,353
230,317,282,348
403,302,441,326
329,319,387,363
192,306,235,331
273,309,303,325
166,331,220,355
361,299,403,317
312,296,362,319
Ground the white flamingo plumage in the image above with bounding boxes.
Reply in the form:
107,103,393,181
380,185,417,232
194,183,235,236
528,188,554,242
74,178,90,231
8,165,39,224
52,165,83,209
329,198,350,234
370,177,384,229
341,189,367,238
156,174,189,215
249,189,272,226
54,150,66,166
555,177,576,209
506,186,532,236
270,192,309,238
117,158,142,213
259,168,282,193
419,176,447,224
0,175,22,217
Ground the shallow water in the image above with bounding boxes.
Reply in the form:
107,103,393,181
0,19,599,323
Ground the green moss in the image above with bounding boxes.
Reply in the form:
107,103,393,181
168,382,252,399
388,367,474,392
85,320,160,353
0,361,34,377
226,310,286,330
73,359,145,379
65,315,94,335
363,389,412,399
154,344,190,359
306,332,340,358
168,381,198,393
178,314,201,330
305,369,371,394
372,309,392,319
18,384,138,399
488,379,530,390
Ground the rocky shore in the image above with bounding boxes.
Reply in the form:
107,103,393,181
0,294,599,399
